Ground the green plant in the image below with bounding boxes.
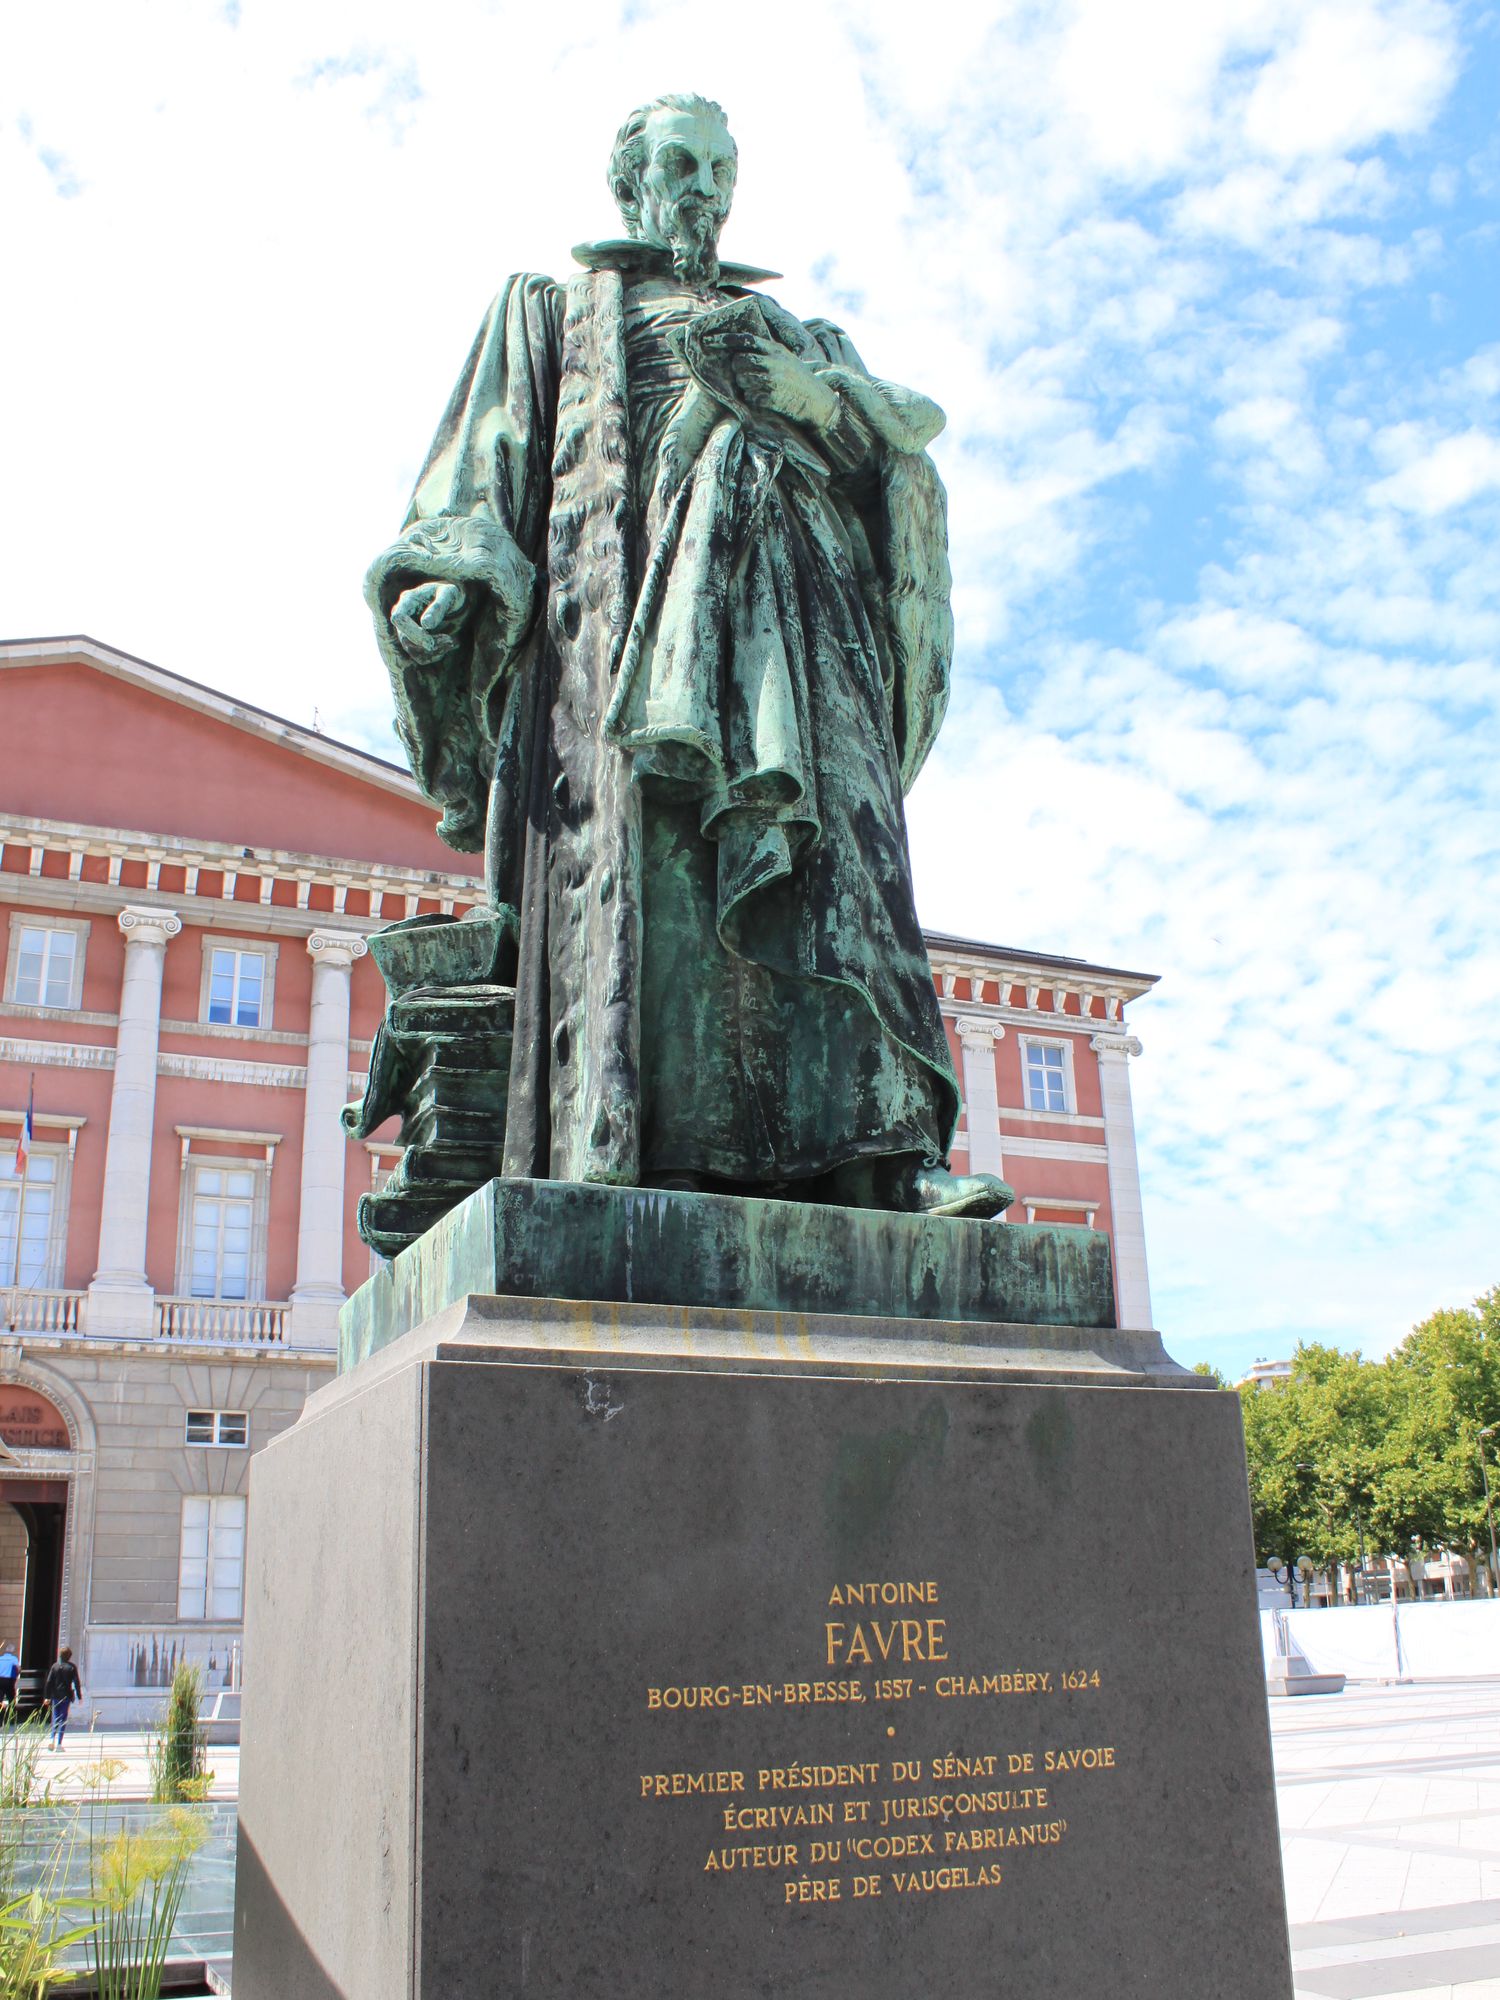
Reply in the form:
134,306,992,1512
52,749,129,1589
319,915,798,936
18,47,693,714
0,1823,95,1999
0,1715,49,1813
86,1809,206,2000
64,1760,127,1803
145,1668,209,1807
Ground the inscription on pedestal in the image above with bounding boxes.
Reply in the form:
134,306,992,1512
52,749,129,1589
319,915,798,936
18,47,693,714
637,1576,1118,1910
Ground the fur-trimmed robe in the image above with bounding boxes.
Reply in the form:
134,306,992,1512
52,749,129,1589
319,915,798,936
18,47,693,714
366,249,961,1189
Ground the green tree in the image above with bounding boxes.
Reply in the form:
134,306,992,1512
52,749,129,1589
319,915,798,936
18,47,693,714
1239,1344,1386,1590
1371,1288,1500,1593
1236,1289,1500,1599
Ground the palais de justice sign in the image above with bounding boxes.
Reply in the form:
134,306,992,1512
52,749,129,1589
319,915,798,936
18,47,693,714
0,1385,70,1451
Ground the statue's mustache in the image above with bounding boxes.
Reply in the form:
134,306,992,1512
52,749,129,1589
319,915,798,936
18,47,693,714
663,195,720,230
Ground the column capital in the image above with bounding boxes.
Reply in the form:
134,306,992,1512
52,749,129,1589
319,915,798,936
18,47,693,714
306,930,369,970
1090,1033,1143,1061
117,905,181,948
955,1015,1005,1050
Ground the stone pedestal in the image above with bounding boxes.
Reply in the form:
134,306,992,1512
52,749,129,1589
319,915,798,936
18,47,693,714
234,1275,1293,1998
340,1176,1124,1372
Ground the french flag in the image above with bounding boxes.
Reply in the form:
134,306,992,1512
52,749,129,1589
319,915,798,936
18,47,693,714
14,1082,32,1176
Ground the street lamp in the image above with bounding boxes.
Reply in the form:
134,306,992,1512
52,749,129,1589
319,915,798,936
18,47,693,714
1266,1555,1314,1609
1478,1427,1499,1596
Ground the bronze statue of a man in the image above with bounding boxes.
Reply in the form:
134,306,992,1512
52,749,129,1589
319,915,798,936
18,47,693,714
363,93,1010,1220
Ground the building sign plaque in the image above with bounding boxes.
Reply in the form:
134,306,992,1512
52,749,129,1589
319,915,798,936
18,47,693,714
0,1384,70,1451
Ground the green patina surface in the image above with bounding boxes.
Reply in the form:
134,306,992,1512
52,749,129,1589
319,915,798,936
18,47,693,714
339,1177,1116,1372
349,91,1017,1252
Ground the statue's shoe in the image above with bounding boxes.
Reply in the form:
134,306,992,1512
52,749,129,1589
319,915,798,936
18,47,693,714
909,1167,1015,1219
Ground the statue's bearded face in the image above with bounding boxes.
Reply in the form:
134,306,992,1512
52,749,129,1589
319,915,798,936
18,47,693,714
628,106,737,284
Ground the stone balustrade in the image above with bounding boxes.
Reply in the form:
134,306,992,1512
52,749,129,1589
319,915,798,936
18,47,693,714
2,1287,85,1333
155,1296,289,1344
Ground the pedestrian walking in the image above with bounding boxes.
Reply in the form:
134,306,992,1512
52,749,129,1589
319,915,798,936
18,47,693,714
43,1646,81,1748
0,1640,18,1716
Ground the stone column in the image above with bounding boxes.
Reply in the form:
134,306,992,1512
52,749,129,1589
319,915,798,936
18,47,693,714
288,931,367,1347
86,905,181,1338
1091,1033,1153,1329
955,1016,1006,1179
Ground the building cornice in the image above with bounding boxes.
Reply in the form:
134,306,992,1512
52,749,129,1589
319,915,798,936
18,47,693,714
934,967,1152,1025
5,1329,338,1369
926,931,1157,992
0,812,481,935
940,995,1148,1037
0,1034,367,1098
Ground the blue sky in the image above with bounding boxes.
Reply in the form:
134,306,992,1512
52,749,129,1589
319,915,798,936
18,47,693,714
3,0,1496,1378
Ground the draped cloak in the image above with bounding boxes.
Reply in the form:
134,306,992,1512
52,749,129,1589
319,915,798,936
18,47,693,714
365,248,962,1190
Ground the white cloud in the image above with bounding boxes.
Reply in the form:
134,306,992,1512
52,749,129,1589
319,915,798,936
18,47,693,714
1243,0,1458,160
1371,428,1500,512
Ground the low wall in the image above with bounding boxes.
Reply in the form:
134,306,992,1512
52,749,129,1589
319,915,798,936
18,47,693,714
1260,1599,1500,1680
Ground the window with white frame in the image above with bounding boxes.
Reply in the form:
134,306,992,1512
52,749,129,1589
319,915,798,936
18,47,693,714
5,917,89,1011
201,943,274,1029
0,1147,68,1288
182,1163,263,1301
177,1494,247,1620
1022,1039,1072,1114
185,1410,249,1448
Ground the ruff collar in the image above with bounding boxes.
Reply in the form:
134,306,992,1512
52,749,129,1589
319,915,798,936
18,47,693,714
570,238,781,286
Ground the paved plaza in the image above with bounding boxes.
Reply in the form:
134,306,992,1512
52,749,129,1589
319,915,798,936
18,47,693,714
30,1726,240,1801
19,1677,1500,1994
1277,1679,1500,2000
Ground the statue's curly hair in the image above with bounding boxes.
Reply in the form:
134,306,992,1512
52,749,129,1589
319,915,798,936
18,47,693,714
608,93,735,231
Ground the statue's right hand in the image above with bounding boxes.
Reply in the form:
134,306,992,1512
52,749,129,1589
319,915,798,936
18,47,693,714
391,581,470,663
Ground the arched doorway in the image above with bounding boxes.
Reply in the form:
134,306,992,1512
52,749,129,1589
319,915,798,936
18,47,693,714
1,1489,67,1710
0,1500,26,1695
0,1384,73,1712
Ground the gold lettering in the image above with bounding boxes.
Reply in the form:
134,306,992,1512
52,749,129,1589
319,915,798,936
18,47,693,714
784,1876,842,1904
720,1803,835,1832
645,1685,732,1710
890,1864,1004,1894
705,1844,801,1873
640,1769,745,1797
931,1755,996,1780
756,1763,880,1793
1043,1746,1116,1773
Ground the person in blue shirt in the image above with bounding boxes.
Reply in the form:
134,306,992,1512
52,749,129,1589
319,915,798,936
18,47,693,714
0,1642,17,1716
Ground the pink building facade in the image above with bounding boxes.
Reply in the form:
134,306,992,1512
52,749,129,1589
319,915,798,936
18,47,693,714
0,635,1155,1718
